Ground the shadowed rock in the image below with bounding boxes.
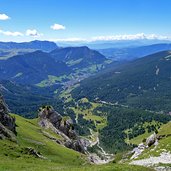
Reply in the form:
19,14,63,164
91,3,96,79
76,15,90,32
0,94,16,140
146,133,157,147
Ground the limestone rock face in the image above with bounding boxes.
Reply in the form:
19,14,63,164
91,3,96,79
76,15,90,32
146,133,157,147
64,139,86,154
131,132,159,160
39,107,62,128
131,143,146,159
38,106,88,154
0,94,16,140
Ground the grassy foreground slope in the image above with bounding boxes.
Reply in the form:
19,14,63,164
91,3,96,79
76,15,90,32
0,114,153,171
135,121,171,160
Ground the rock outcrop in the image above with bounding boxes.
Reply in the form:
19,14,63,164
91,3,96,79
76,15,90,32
24,147,46,159
0,94,16,140
146,132,157,147
130,152,171,168
130,132,159,159
38,106,89,154
131,143,146,159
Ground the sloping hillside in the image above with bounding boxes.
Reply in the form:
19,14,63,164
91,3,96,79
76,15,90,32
72,51,171,112
0,80,63,118
50,46,108,69
0,113,154,171
0,51,70,84
129,122,171,170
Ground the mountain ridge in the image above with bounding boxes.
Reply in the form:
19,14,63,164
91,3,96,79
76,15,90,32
0,50,71,84
0,40,58,52
99,43,171,61
50,46,107,69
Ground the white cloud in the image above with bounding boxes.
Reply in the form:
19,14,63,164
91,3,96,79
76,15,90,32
49,37,86,42
0,28,43,38
0,29,23,36
48,33,170,43
26,29,43,37
51,23,65,30
0,13,10,20
91,33,169,41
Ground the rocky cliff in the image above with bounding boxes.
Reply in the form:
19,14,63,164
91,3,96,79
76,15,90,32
38,106,89,154
0,94,16,140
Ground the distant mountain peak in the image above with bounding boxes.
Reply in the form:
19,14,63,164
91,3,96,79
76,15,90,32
50,46,107,69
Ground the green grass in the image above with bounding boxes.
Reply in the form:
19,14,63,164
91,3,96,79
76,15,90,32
36,75,68,87
66,58,83,66
158,121,171,135
79,64,102,73
70,99,107,130
61,87,107,130
0,160,155,171
0,114,154,171
60,84,80,102
79,98,89,103
0,114,85,166
126,132,151,145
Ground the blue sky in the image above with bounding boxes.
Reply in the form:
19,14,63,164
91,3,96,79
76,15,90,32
0,0,171,42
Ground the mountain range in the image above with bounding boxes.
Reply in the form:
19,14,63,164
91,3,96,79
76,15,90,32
99,43,171,61
0,45,108,85
57,39,171,49
0,40,58,51
0,40,58,60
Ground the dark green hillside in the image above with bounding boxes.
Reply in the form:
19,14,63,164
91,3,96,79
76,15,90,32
58,86,171,155
72,51,171,112
0,80,63,118
97,105,171,153
0,50,71,84
0,45,110,87
50,46,108,69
